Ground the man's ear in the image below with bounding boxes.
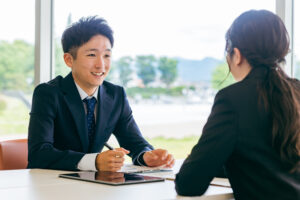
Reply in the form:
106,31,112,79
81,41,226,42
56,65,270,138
233,48,243,66
63,53,74,68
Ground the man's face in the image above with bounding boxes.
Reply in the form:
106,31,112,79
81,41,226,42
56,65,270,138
64,34,112,95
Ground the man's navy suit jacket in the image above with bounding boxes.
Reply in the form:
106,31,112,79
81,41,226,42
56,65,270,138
28,73,153,170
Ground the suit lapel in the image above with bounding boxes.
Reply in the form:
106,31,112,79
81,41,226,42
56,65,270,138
61,73,89,152
90,84,114,152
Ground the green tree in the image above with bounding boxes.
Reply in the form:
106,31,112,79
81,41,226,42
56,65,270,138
158,57,178,87
211,62,235,90
54,38,70,77
105,61,116,82
135,55,156,86
54,13,73,77
115,56,133,87
0,40,34,91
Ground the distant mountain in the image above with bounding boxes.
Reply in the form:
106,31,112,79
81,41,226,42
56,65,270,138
176,57,223,83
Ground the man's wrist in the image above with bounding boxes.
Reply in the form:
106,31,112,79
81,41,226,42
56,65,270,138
137,151,147,166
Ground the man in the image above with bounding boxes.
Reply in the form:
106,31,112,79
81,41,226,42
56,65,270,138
28,16,174,171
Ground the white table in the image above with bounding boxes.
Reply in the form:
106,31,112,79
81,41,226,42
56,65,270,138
0,168,233,200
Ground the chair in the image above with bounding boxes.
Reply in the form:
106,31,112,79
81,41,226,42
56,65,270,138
0,139,28,170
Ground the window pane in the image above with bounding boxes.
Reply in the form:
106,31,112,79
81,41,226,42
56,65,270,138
294,1,300,79
54,0,275,158
0,0,35,140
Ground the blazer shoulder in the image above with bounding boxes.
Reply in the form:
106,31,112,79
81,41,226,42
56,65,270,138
215,82,240,100
102,81,125,95
33,75,64,96
103,80,123,90
218,77,260,100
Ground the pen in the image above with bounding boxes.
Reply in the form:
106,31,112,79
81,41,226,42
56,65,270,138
104,143,114,150
104,143,130,158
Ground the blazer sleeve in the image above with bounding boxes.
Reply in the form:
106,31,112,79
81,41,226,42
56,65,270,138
28,84,85,170
113,88,154,165
175,89,238,196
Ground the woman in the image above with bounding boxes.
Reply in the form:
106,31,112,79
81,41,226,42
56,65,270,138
175,10,300,200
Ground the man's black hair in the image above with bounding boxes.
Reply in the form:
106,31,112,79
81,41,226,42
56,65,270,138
61,16,114,58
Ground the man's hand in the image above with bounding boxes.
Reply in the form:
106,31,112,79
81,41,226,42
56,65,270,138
96,148,129,171
143,149,175,168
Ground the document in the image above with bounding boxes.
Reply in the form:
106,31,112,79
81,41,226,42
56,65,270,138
119,164,172,173
136,170,175,180
210,178,231,188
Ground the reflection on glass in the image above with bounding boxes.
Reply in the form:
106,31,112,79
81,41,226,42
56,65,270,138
95,171,126,183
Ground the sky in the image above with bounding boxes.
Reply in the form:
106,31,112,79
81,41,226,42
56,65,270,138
1,0,299,61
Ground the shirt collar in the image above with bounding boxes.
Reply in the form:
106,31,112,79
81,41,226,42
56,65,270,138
74,82,98,101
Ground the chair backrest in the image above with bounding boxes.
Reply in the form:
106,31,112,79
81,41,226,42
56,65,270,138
0,139,28,170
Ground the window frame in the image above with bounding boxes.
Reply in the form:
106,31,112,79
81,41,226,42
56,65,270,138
35,0,54,85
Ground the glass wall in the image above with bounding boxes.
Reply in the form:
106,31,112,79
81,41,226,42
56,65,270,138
54,0,275,158
0,0,35,140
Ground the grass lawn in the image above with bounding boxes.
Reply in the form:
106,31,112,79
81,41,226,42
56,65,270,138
146,136,199,159
122,136,199,163
0,94,30,136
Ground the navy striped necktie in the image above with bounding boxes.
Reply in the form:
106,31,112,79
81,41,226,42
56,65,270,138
83,97,97,147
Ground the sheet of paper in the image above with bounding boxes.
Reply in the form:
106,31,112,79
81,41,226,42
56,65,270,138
136,171,175,180
119,164,172,173
210,178,231,187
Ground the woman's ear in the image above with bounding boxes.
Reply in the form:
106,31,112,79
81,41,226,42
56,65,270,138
233,47,242,65
63,53,73,68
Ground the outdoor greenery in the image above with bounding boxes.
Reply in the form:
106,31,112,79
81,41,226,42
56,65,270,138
126,86,185,99
115,56,133,87
0,40,34,91
158,57,178,87
0,95,29,135
0,98,6,113
211,62,235,90
136,55,157,86
120,136,199,163
54,44,179,88
146,136,199,159
55,39,70,77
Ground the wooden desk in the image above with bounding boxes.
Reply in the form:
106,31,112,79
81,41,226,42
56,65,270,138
0,168,233,200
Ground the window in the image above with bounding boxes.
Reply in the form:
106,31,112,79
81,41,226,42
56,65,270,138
0,0,35,140
53,0,275,158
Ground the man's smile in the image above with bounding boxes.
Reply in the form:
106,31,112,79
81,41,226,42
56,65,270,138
91,72,105,76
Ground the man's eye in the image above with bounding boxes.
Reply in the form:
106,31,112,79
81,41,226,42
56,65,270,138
87,54,96,57
105,54,111,58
